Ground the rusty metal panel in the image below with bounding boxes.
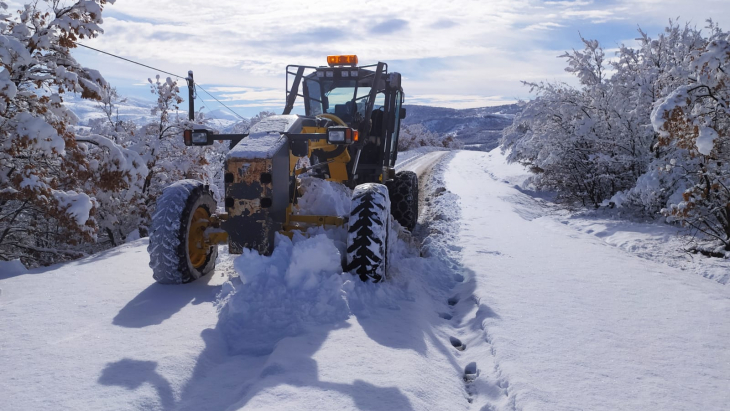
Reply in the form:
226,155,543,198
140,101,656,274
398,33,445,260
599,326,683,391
223,140,289,255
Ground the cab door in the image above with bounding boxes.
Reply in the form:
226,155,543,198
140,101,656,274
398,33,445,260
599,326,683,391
388,90,404,167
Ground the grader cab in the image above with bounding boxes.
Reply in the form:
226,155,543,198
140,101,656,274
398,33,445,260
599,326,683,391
147,55,418,285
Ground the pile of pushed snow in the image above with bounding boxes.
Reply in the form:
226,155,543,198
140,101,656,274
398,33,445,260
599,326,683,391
216,219,425,356
216,172,430,356
217,232,350,356
294,176,351,217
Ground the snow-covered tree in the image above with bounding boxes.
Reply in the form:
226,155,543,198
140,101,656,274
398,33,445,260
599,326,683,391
0,0,147,265
75,86,146,247
651,25,730,250
503,23,707,208
398,124,462,151
106,75,219,236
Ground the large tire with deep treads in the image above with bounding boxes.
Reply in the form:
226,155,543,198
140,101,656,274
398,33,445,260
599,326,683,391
148,180,218,284
346,183,391,282
386,170,418,231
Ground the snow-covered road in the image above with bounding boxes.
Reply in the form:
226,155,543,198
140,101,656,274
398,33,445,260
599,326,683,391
396,150,448,176
445,151,730,410
2,149,729,411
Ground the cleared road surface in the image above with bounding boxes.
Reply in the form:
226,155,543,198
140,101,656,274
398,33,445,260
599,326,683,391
396,150,449,177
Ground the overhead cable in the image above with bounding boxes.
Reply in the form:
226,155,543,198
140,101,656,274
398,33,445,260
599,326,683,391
76,43,247,121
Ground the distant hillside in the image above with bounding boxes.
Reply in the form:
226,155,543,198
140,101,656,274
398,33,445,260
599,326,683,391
66,94,521,150
65,94,156,125
65,94,239,130
402,104,522,150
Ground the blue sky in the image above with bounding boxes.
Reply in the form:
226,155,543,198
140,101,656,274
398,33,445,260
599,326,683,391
16,0,730,117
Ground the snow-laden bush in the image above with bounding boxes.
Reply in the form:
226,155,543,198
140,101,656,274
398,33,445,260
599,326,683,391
503,20,730,249
650,25,730,250
0,0,149,266
398,124,463,151
503,24,705,207
80,80,241,247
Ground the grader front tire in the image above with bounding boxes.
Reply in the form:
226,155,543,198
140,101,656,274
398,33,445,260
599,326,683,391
148,180,218,284
345,183,391,282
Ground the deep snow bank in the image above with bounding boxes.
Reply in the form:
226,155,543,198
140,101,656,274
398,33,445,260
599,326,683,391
217,227,428,357
218,232,350,356
215,176,425,357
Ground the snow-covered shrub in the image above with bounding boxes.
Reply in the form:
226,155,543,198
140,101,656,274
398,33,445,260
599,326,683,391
650,24,730,250
503,22,706,208
132,75,212,214
0,0,146,266
72,86,146,247
502,80,631,206
398,124,462,151
85,79,230,245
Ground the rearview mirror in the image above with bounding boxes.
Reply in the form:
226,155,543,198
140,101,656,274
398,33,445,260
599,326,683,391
388,72,401,89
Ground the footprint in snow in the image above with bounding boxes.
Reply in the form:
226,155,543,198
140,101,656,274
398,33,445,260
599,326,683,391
439,312,453,320
448,295,460,306
463,362,479,382
450,336,466,351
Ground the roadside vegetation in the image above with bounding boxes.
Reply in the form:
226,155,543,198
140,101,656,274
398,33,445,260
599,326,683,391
503,21,730,253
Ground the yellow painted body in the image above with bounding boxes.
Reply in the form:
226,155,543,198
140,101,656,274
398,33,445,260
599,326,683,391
300,126,351,183
189,212,230,250
282,124,351,235
188,206,211,268
198,120,354,248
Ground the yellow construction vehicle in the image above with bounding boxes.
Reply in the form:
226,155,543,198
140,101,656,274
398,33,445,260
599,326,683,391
147,55,418,284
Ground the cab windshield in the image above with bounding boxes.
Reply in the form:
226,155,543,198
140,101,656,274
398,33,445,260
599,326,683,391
305,78,376,124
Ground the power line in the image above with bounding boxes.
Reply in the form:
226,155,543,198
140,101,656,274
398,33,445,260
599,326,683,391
76,43,247,121
195,84,247,121
77,43,185,79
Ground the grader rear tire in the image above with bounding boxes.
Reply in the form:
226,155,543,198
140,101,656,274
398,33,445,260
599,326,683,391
387,171,419,231
148,180,218,284
346,183,391,282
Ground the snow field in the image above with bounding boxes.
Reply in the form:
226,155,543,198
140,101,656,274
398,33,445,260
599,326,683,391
0,149,471,411
5,147,727,410
444,149,730,411
0,241,230,410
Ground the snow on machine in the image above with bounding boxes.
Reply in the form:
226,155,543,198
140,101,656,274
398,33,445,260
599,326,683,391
147,55,418,284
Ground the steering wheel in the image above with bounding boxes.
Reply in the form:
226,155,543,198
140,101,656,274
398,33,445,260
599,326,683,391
316,113,348,127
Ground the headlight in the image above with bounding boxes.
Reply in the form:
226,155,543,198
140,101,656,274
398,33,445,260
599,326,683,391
329,130,345,143
192,131,208,144
327,127,355,145
183,129,212,146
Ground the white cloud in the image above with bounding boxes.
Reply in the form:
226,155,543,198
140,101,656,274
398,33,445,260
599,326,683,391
11,0,717,111
524,22,566,31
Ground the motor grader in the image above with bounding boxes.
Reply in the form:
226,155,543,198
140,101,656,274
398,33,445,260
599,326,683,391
147,55,418,284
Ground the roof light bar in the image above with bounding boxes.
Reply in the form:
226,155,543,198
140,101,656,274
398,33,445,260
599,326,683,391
327,55,358,67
